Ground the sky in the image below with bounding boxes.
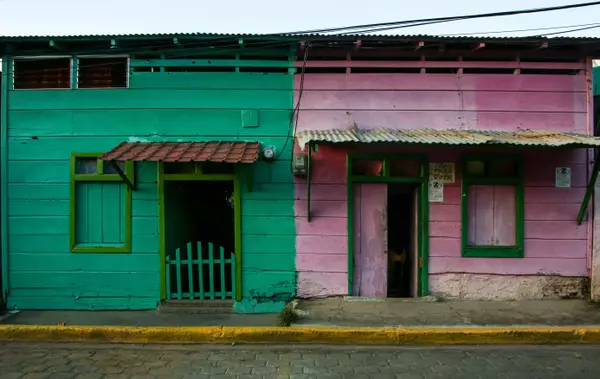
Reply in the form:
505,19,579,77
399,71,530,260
0,0,599,38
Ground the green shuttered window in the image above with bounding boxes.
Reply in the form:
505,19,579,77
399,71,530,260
461,155,524,258
70,153,134,253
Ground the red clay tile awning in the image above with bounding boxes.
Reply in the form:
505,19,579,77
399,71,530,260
99,141,261,163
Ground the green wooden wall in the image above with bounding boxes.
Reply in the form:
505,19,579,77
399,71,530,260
5,63,297,312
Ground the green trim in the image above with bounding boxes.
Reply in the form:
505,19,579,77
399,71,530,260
1,56,10,301
161,173,236,181
419,161,429,296
346,153,429,297
578,148,599,225
233,172,242,301
130,59,292,68
346,155,353,295
69,152,134,253
158,163,166,300
71,55,77,89
463,246,523,258
158,163,243,302
307,144,312,222
460,154,525,258
350,176,422,184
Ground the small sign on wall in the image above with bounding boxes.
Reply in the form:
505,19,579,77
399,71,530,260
555,167,571,188
430,163,455,183
429,181,444,202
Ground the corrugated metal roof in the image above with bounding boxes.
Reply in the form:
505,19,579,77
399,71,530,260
1,32,598,43
99,141,260,163
296,128,600,150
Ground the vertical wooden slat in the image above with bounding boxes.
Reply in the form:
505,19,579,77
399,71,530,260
175,248,182,300
231,251,236,300
208,242,215,300
187,242,194,300
197,242,204,299
220,246,226,299
165,256,171,300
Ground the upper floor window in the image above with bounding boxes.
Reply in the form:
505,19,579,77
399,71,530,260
13,57,71,89
12,56,129,89
77,57,128,88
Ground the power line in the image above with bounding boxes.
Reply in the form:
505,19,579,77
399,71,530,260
439,22,600,36
280,1,600,35
533,24,600,36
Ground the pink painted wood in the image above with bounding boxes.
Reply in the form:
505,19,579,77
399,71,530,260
294,61,585,70
467,185,516,246
292,64,593,299
294,74,586,92
297,91,585,112
353,183,388,297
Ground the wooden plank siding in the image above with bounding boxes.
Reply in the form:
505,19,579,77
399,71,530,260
294,67,592,298
6,68,296,311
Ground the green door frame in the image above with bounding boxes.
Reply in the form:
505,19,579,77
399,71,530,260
346,153,429,297
158,162,243,301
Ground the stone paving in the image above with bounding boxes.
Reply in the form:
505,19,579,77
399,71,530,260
0,342,599,379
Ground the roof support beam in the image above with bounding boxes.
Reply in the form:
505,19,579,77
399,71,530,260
108,160,135,190
49,40,62,49
472,43,485,52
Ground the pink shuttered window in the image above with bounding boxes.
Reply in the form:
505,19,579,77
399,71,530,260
462,156,524,258
467,185,516,246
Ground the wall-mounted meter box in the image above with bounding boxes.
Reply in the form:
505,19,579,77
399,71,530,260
292,153,307,176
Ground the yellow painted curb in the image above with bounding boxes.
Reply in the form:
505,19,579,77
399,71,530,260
1,325,600,344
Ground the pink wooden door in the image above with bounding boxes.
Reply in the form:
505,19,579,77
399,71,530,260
353,183,388,297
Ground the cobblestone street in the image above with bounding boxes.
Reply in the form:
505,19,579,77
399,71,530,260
0,342,599,379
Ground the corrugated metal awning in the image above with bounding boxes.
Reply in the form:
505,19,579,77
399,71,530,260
296,128,600,150
99,141,260,163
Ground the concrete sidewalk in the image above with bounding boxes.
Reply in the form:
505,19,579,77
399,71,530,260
3,299,600,328
294,298,600,327
1,299,600,345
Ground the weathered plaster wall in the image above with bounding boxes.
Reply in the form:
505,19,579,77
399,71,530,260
430,274,589,300
6,66,296,311
294,67,592,299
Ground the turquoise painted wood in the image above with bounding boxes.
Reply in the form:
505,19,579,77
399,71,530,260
165,241,236,300
4,56,296,312
75,182,125,245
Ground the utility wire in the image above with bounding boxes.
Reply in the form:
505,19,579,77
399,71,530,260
279,1,600,35
532,24,600,36
439,22,600,36
5,3,600,75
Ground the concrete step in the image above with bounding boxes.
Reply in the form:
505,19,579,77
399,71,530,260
158,300,234,314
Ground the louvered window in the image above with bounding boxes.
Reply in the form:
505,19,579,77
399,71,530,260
77,57,128,88
13,58,71,89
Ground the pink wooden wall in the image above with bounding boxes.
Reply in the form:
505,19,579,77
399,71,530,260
294,65,593,298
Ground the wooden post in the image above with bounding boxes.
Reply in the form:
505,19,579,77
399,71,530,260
220,246,226,299
175,248,182,300
208,242,215,300
187,242,194,300
197,242,204,299
165,256,171,300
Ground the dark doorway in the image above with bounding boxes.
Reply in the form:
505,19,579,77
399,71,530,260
164,180,235,299
387,183,417,298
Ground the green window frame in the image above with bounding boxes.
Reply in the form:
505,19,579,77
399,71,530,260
70,152,134,253
461,154,524,258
